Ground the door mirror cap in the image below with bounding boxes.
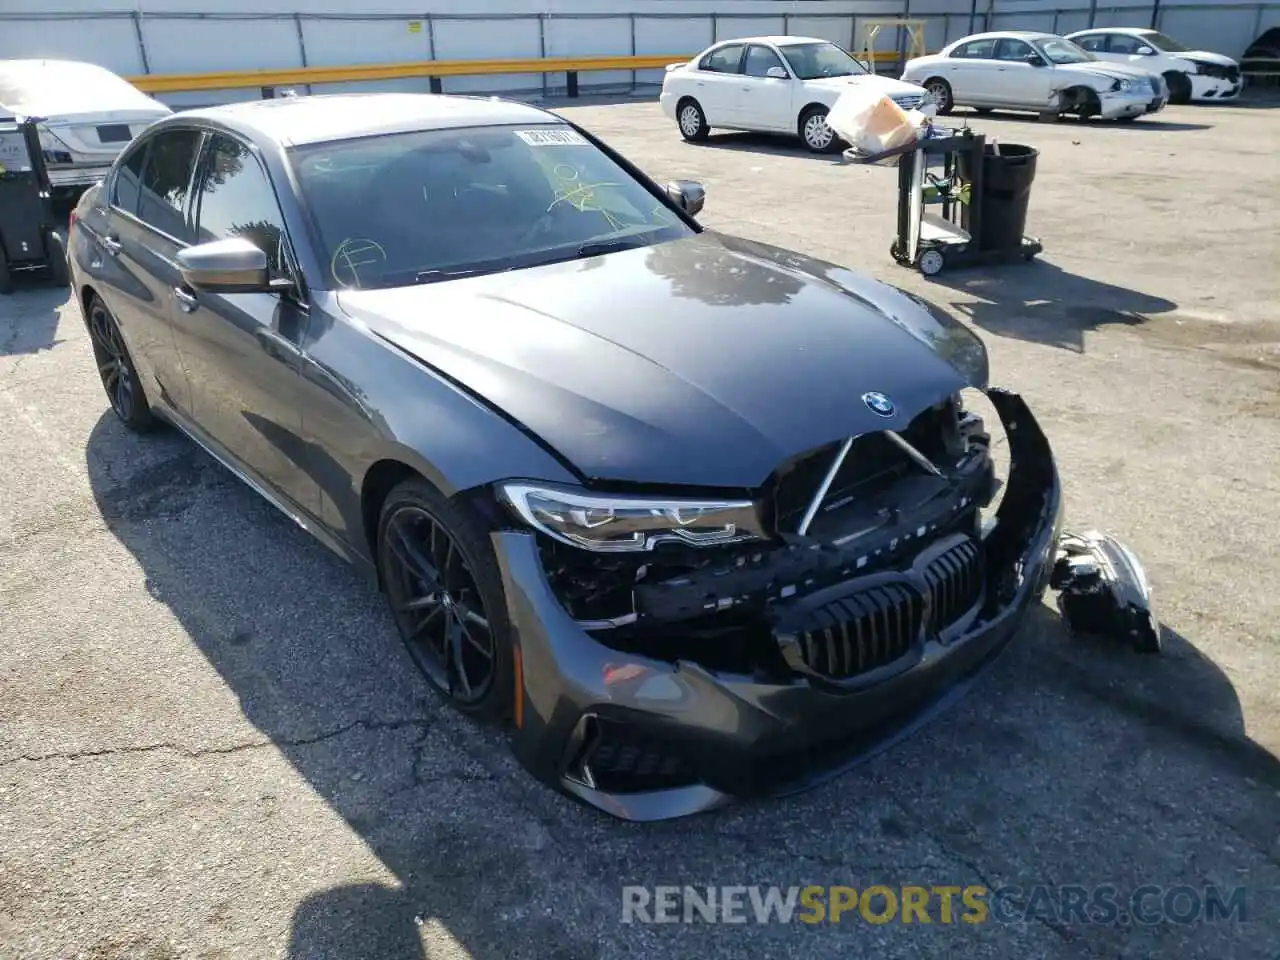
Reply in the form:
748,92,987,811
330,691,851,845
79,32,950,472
766,66,788,79
1136,46,1155,55
176,237,272,293
1025,53,1048,66
667,179,705,216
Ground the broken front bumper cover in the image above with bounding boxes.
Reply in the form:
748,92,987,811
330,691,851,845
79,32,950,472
493,390,1064,821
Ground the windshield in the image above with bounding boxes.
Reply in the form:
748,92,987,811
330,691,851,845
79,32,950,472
780,42,869,79
1035,37,1096,64
289,124,694,291
1143,31,1190,52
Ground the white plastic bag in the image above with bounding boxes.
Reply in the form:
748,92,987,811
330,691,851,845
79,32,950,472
827,86,926,156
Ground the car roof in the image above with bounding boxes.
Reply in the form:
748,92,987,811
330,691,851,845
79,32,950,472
711,36,832,47
1069,27,1154,35
170,92,562,147
948,31,1060,44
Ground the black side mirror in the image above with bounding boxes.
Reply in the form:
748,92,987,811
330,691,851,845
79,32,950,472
666,179,705,216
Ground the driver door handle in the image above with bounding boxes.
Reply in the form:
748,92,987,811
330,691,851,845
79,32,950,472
173,286,199,312
256,328,302,362
100,233,122,256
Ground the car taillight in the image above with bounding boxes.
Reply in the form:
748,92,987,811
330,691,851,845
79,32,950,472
68,209,78,231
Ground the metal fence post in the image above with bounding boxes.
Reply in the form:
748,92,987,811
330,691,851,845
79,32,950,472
293,13,312,94
539,14,548,99
427,14,442,94
131,11,151,74
1087,0,1099,29
630,13,637,92
711,13,718,42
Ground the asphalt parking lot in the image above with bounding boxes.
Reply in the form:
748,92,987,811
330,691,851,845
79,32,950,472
2,93,1279,960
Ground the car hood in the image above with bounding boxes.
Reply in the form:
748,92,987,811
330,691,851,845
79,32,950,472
1177,51,1238,67
805,74,927,99
336,233,979,490
1058,61,1158,81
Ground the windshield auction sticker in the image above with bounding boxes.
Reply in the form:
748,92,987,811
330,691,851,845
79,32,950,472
515,129,588,146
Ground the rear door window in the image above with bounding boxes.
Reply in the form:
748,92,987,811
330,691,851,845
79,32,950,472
700,45,745,73
111,141,149,216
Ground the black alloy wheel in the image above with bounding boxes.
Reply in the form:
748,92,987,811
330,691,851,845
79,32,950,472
87,294,155,432
378,478,513,721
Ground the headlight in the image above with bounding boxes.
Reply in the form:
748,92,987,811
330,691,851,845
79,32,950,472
1111,78,1132,91
498,482,763,552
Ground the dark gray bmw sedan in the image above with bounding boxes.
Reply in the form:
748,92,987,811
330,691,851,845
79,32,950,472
68,92,1062,821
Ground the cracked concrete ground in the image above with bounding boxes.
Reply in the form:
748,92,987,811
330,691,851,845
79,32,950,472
2,94,1279,960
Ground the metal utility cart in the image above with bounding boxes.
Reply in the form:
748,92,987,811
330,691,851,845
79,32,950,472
0,115,70,295
845,128,1042,278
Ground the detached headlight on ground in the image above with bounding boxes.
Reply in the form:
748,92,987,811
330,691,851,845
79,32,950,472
498,483,763,552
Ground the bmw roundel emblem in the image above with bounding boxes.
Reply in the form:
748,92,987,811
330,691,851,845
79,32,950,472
862,391,896,418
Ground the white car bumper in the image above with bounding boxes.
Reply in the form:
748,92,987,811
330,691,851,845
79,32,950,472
1096,82,1167,120
658,90,679,120
1189,72,1242,100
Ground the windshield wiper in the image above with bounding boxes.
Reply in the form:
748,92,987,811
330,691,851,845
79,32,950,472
413,266,499,284
576,236,648,258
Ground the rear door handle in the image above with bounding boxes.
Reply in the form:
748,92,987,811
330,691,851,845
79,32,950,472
172,286,198,312
100,233,122,256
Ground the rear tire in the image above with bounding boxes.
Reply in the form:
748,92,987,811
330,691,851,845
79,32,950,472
86,293,156,433
0,248,12,296
45,229,69,288
676,98,709,142
1164,71,1192,105
377,476,516,724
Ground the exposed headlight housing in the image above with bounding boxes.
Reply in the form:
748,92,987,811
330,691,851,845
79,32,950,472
498,482,764,552
1111,78,1133,91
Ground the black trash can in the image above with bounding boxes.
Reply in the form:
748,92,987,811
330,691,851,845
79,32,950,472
959,143,1038,252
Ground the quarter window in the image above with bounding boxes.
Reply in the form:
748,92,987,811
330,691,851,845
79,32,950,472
111,141,148,215
194,134,291,279
136,128,203,240
700,44,745,74
1074,34,1108,52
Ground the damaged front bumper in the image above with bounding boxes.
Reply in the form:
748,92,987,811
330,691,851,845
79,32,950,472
493,390,1064,821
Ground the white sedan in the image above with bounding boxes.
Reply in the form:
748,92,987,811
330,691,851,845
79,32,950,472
902,31,1168,121
1066,27,1242,103
660,36,932,153
0,58,171,198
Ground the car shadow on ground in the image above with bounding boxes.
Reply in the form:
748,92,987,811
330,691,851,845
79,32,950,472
0,287,67,356
947,109,1212,132
687,131,845,161
929,258,1178,352
83,413,1280,959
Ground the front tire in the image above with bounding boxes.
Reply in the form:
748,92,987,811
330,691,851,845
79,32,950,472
676,98,709,142
0,247,12,296
799,105,838,153
86,293,156,432
924,78,954,115
377,477,515,723
1164,71,1192,105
